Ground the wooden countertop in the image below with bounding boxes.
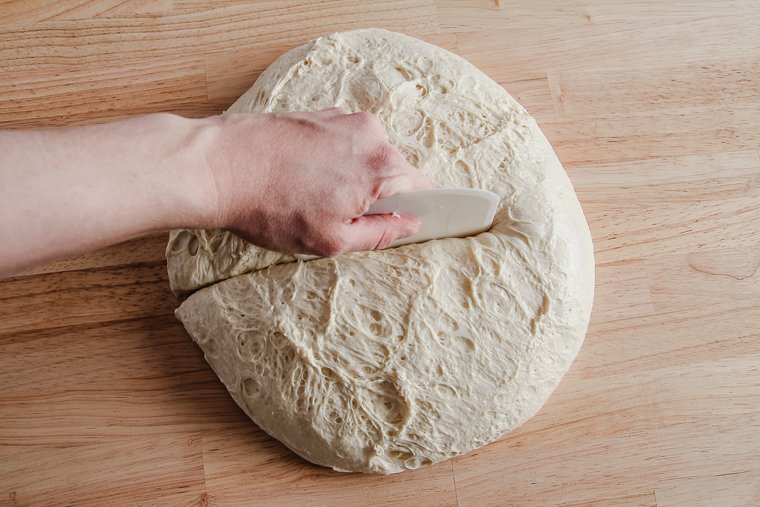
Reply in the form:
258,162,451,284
1,1,759,505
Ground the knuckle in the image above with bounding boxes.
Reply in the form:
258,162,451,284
350,111,375,125
365,142,392,172
373,226,395,250
328,106,351,115
350,111,385,135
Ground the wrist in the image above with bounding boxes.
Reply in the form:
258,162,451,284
152,113,223,231
190,113,271,232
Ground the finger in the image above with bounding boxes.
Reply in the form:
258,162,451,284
342,214,420,252
342,111,387,138
374,148,435,199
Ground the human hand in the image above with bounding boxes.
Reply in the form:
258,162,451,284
203,108,434,256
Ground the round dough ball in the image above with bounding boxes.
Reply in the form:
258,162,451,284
173,29,594,474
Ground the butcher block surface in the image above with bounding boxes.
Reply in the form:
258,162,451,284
1,1,759,505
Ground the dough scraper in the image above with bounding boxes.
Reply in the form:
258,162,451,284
365,188,500,248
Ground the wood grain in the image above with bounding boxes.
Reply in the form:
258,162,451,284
1,1,759,505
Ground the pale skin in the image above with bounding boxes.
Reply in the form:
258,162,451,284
0,108,433,278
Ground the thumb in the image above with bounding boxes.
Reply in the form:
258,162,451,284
343,214,420,252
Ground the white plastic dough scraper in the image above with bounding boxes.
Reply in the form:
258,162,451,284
365,188,500,248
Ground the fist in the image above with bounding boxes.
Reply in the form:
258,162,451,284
205,109,434,256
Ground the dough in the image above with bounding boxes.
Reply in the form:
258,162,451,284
170,29,594,474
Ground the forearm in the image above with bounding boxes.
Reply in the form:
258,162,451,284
0,114,218,277
0,109,430,278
